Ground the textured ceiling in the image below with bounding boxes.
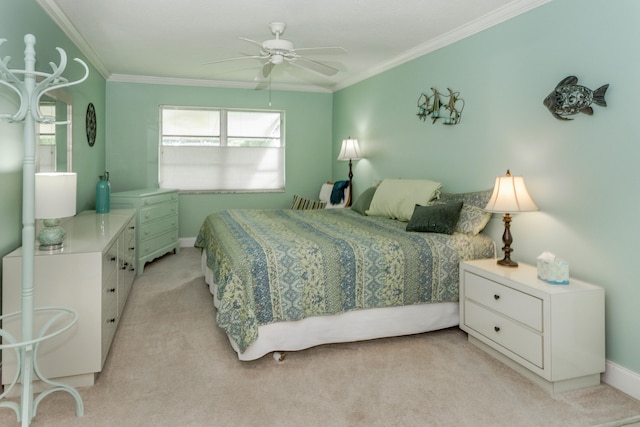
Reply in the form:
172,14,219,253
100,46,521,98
38,0,550,92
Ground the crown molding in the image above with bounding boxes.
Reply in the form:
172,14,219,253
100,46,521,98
38,0,550,93
107,74,333,93
36,0,111,80
333,0,552,91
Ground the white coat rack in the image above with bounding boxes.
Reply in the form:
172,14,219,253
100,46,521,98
0,34,88,426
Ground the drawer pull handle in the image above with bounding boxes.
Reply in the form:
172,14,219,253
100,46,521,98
108,318,116,323
494,326,501,333
494,294,500,300
107,288,116,293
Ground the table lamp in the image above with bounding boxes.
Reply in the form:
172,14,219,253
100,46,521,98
484,170,538,267
35,172,77,251
337,137,362,206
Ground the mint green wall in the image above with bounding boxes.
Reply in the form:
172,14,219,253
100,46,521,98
106,82,333,237
333,0,640,373
3,0,639,378
0,2,107,273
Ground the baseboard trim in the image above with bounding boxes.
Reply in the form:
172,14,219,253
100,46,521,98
602,360,640,400
180,237,196,248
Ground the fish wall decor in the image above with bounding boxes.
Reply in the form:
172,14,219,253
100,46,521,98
544,76,609,120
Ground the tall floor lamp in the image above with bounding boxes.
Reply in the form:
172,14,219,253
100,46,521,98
484,170,538,267
337,137,362,206
0,34,87,426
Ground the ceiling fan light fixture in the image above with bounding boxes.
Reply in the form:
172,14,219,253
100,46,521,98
262,39,294,52
271,54,284,65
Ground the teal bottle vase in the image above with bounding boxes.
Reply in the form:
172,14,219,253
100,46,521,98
96,171,111,213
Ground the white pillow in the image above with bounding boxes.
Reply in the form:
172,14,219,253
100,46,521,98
319,182,349,209
366,179,442,221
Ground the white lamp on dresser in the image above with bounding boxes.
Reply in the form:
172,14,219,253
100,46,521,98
35,172,77,251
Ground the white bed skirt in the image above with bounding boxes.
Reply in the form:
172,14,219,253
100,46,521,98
201,251,459,361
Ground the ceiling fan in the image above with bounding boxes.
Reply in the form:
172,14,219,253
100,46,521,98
204,21,347,79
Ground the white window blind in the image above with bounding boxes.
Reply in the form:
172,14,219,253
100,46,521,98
159,106,284,191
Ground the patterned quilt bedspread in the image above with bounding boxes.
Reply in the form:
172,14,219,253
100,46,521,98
195,208,495,353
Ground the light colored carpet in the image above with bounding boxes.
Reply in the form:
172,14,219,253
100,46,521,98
2,247,640,426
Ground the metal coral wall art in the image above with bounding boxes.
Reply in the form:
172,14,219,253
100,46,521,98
543,76,609,120
417,87,464,125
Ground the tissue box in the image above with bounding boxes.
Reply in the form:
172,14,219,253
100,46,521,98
537,253,569,285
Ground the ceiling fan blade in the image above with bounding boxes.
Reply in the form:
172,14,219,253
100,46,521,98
239,37,264,49
289,56,339,76
202,55,266,66
262,62,274,78
292,46,347,55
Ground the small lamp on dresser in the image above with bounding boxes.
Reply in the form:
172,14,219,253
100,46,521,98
337,137,362,206
35,172,77,251
484,170,538,267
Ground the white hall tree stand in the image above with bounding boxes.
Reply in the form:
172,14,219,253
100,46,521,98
0,34,88,425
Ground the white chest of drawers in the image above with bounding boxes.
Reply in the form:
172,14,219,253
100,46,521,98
111,188,179,275
2,210,136,388
459,259,605,392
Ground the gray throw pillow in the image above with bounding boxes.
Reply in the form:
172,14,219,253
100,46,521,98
406,202,463,234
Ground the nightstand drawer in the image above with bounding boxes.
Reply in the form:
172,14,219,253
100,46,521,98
465,300,543,368
465,271,542,331
140,202,177,224
140,215,178,241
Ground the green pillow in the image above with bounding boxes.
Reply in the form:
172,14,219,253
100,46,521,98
350,186,377,215
406,202,463,234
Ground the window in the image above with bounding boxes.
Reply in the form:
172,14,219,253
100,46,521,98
37,102,56,172
159,106,285,192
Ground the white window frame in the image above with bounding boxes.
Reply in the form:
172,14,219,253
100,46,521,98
159,106,285,192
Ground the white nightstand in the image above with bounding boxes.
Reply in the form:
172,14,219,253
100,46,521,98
459,259,605,393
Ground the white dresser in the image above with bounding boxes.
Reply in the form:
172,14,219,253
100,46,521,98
2,210,136,388
459,259,605,392
111,188,179,275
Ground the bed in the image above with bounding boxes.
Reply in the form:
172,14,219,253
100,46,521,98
195,180,496,360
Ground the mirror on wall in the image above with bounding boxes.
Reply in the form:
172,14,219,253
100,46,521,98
37,89,72,172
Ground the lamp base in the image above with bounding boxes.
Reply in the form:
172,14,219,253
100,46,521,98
497,258,518,267
497,213,518,268
37,218,66,251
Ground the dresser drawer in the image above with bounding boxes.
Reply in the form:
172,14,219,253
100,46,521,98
139,230,179,258
140,202,177,224
465,271,542,331
102,273,117,314
101,301,118,366
140,215,178,241
140,192,177,207
465,300,543,368
102,244,118,284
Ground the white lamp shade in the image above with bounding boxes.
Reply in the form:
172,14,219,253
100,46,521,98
35,172,77,219
484,173,538,213
337,138,362,161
